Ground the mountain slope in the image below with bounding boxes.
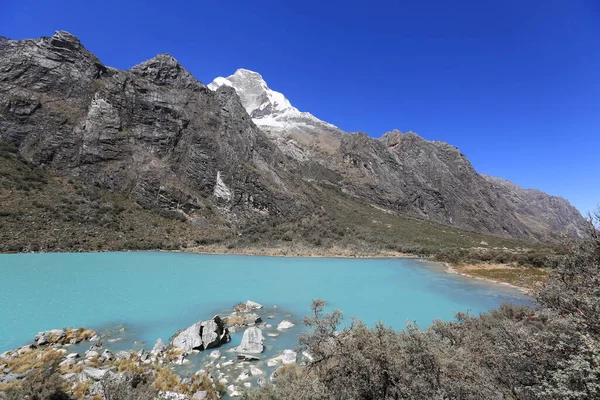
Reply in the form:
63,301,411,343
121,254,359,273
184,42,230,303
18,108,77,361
0,32,307,225
0,31,587,247
210,69,587,241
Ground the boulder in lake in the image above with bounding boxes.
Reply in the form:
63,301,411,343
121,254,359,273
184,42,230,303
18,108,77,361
234,300,263,312
172,316,230,353
224,312,262,328
245,300,263,310
233,327,264,354
250,365,264,376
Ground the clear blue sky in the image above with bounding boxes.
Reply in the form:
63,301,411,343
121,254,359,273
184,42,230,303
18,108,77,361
2,0,598,215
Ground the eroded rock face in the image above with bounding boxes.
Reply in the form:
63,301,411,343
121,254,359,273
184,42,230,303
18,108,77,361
0,31,303,224
482,175,588,239
171,316,230,353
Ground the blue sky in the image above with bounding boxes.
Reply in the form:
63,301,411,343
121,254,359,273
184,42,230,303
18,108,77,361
2,0,599,215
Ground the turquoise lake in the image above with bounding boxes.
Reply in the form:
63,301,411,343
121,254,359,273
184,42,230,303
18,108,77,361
0,252,529,354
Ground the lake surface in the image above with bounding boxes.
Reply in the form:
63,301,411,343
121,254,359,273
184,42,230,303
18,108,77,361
0,252,529,353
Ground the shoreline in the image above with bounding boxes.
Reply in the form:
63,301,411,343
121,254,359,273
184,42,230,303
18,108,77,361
443,262,533,294
180,244,418,259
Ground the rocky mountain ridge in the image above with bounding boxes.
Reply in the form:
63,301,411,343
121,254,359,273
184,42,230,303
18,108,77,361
209,67,586,240
0,31,588,244
0,31,307,225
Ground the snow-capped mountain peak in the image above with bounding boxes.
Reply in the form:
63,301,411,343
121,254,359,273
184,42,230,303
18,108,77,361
208,69,338,132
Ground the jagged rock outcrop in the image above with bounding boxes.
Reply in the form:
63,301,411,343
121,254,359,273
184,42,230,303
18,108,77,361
171,317,230,353
0,31,304,224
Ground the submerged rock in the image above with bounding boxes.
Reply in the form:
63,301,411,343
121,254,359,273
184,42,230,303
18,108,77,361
268,349,297,366
237,354,260,361
276,320,295,331
234,300,263,312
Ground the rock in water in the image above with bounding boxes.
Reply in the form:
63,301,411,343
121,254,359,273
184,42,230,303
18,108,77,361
34,329,65,346
152,338,167,356
245,300,263,310
172,316,230,353
233,327,264,354
268,349,297,366
172,322,204,353
277,320,295,331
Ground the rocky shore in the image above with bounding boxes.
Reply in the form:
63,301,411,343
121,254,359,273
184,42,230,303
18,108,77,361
183,244,412,259
0,301,306,399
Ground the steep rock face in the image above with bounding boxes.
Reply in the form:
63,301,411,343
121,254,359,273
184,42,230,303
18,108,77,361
0,31,303,221
482,175,588,238
333,131,529,237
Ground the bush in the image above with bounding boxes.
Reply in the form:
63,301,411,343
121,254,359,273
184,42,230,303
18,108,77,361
4,362,71,400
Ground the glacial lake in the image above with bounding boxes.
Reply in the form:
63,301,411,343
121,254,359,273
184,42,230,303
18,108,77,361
0,252,529,354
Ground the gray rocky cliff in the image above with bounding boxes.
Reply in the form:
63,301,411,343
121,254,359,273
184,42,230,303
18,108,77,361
482,175,588,239
0,31,304,223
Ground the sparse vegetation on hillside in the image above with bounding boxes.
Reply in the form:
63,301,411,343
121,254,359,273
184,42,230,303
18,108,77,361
0,141,227,253
0,139,563,290
1,140,544,257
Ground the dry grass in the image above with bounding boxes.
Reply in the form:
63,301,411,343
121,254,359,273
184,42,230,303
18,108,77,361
1,347,62,374
152,366,218,398
0,381,20,392
449,263,549,290
224,313,247,327
72,381,92,399
115,355,147,375
154,367,181,391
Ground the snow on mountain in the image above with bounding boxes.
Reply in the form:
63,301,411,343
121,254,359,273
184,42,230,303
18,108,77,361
208,69,339,133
